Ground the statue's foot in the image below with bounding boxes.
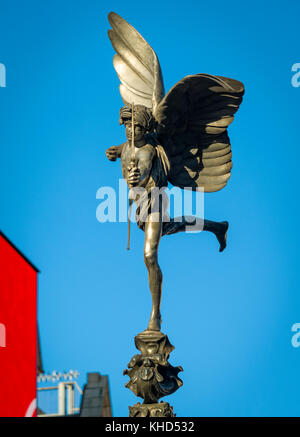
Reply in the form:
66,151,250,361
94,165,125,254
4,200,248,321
146,314,162,332
216,221,229,252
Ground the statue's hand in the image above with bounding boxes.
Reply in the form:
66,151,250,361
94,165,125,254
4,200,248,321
127,166,141,187
105,146,120,161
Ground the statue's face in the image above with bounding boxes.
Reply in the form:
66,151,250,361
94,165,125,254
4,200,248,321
125,121,145,143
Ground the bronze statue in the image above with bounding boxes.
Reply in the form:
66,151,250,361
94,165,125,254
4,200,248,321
106,12,244,333
105,12,244,415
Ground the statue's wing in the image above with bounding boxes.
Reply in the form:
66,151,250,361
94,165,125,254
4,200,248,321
107,12,165,112
154,74,244,192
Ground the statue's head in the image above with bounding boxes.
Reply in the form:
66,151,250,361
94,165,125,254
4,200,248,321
119,105,155,144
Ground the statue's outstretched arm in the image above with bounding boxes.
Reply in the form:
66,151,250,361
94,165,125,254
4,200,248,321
105,143,124,162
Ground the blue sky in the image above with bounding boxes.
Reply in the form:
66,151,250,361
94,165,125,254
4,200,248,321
1,0,300,416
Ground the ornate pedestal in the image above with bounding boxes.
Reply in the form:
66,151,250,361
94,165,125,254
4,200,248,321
123,331,183,417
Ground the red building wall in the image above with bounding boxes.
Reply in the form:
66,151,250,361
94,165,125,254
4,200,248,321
0,232,38,417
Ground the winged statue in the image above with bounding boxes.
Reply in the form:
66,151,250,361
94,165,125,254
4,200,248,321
105,12,245,333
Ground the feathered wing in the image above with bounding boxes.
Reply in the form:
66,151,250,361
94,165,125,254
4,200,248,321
108,12,165,112
154,74,245,192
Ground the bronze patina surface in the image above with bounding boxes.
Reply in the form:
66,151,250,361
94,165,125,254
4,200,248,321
105,12,244,415
124,331,182,415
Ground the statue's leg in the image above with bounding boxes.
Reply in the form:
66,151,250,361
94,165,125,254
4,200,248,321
144,212,163,331
203,219,229,252
162,217,229,252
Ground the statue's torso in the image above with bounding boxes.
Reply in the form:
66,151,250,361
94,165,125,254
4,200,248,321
121,139,168,190
121,141,156,190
